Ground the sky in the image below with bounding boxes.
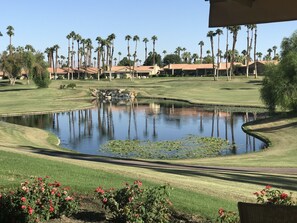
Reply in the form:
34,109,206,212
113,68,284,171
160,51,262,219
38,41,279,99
1,0,297,62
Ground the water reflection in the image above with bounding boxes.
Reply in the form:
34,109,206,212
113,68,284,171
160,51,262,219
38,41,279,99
1,100,268,156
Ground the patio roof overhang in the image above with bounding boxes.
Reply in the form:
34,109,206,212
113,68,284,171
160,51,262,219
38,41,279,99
208,0,297,27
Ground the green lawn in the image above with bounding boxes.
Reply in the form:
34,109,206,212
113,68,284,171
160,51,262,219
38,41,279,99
1,77,297,221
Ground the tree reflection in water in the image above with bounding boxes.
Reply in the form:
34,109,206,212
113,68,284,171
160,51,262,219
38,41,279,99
1,99,268,156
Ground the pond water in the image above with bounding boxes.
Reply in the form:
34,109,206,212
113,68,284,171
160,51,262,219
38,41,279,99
1,99,268,157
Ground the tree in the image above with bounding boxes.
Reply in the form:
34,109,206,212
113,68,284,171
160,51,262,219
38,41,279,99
118,52,122,62
25,45,35,52
163,54,181,66
133,35,140,78
253,25,258,78
143,52,161,66
192,53,199,64
175,46,182,58
245,24,256,77
6,25,14,55
267,48,273,60
261,31,297,111
151,35,158,65
118,57,133,66
74,34,82,78
228,26,241,79
69,31,76,79
53,44,60,79
142,38,149,61
66,33,71,79
162,50,167,57
125,35,132,77
207,30,217,80
0,52,22,85
198,41,204,63
225,27,230,80
216,28,223,78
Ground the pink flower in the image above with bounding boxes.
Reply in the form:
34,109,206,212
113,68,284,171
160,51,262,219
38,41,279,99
265,185,272,189
21,205,26,210
95,187,105,195
21,197,26,202
218,208,224,217
134,180,142,187
65,196,73,201
28,206,34,215
102,198,108,203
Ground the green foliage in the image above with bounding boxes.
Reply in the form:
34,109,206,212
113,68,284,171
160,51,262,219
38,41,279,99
261,31,297,112
32,61,51,88
143,53,162,66
0,176,78,223
66,83,76,89
254,185,295,206
118,57,133,66
216,208,239,223
163,54,181,66
0,52,23,79
95,181,172,223
101,135,231,159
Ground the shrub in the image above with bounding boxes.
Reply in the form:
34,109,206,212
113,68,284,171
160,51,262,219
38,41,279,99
32,64,51,88
95,180,172,223
216,208,239,223
66,83,76,89
254,185,295,206
0,176,78,223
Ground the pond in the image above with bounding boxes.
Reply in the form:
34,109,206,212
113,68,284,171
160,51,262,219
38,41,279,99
1,99,268,158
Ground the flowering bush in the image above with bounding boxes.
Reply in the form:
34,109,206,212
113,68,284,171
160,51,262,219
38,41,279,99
254,185,296,206
95,180,172,223
216,208,239,223
0,176,78,223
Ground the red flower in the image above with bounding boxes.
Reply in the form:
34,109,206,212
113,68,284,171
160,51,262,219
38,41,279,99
21,205,26,210
38,177,43,181
280,193,288,200
134,180,142,187
218,208,224,217
265,185,272,189
65,196,73,201
102,198,108,203
49,206,54,213
21,197,26,202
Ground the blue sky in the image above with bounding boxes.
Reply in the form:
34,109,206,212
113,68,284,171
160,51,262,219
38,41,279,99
1,0,297,62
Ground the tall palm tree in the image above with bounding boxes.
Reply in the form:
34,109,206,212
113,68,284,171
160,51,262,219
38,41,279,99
25,44,35,52
245,24,255,77
96,36,103,80
207,30,217,80
133,35,140,78
256,52,262,61
216,28,223,78
198,41,204,64
125,35,132,76
162,50,167,57
74,34,82,78
225,27,230,80
66,33,71,79
114,58,117,66
6,25,14,55
228,26,241,79
53,44,59,79
192,53,199,64
151,35,158,65
69,31,76,79
107,33,116,81
253,25,258,78
142,38,149,61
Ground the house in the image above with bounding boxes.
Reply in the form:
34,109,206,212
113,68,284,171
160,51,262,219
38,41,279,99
103,65,161,79
248,60,279,75
163,63,244,76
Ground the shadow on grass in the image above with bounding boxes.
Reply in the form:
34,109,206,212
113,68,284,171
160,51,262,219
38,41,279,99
0,88,34,92
20,145,297,192
247,80,262,85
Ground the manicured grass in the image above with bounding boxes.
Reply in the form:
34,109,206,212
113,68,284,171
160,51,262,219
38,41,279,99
1,77,297,220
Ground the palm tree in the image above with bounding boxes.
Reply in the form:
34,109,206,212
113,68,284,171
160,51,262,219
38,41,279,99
69,31,76,79
25,44,35,52
272,45,277,59
151,35,158,65
53,44,59,79
216,28,223,78
133,35,140,78
207,30,217,80
66,33,71,79
267,48,273,60
253,25,258,78
125,35,132,76
225,27,230,80
198,41,204,63
107,33,116,81
6,25,14,55
192,53,199,64
175,46,182,58
162,50,167,57
256,52,262,61
114,58,117,66
74,34,82,78
245,24,255,77
142,38,149,61
228,26,241,79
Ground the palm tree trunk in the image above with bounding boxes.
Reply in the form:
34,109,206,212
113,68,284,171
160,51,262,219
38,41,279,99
254,26,258,79
210,37,216,81
226,28,229,80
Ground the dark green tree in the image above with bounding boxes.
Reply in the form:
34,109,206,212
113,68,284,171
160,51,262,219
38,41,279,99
163,54,181,66
143,53,161,66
